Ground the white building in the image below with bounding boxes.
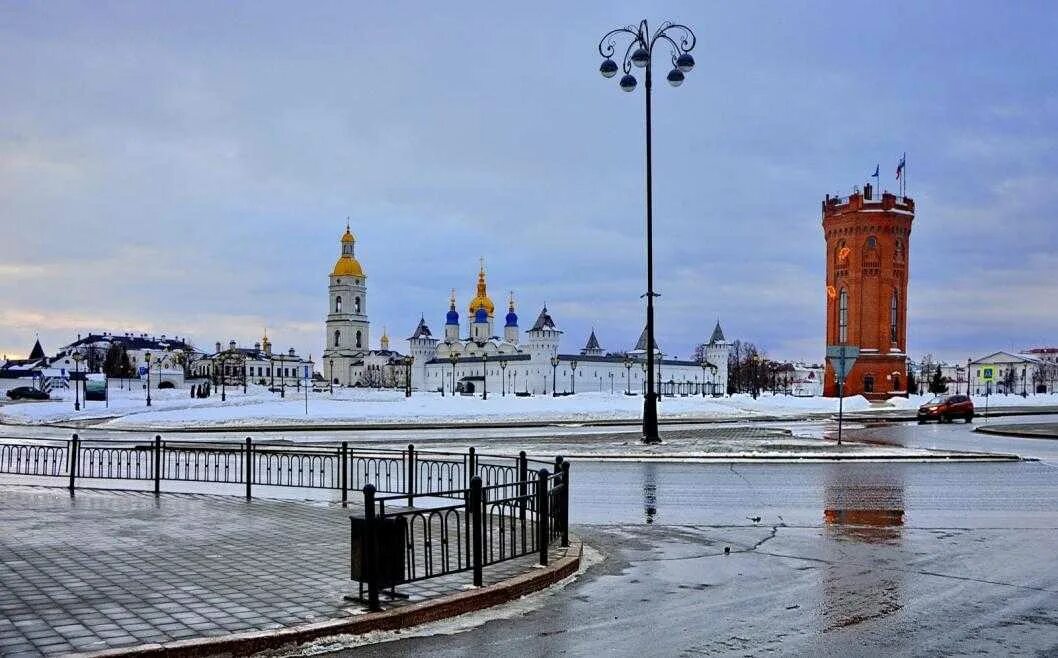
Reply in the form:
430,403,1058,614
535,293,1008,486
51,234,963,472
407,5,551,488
192,333,313,390
969,351,1044,395
408,264,729,396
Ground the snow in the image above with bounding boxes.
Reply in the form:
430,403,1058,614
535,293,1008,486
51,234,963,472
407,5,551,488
2,383,1056,430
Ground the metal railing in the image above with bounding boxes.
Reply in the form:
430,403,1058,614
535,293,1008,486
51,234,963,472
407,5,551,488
0,435,571,610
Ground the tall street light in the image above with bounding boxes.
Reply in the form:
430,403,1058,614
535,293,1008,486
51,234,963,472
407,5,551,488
570,360,578,395
550,356,560,397
598,19,696,444
481,352,488,400
449,352,459,396
499,360,508,396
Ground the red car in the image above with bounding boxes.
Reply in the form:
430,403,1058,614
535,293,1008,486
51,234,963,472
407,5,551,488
917,394,974,423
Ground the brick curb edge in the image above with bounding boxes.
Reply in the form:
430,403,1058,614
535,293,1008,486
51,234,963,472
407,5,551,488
78,538,583,658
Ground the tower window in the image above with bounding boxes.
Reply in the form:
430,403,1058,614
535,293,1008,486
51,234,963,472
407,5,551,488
335,296,342,313
864,373,875,393
356,330,362,348
890,290,899,343
355,297,361,314
866,236,877,250
334,330,341,347
895,238,904,261
838,288,849,343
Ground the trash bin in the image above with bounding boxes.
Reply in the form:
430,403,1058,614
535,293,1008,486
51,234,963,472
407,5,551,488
350,515,407,589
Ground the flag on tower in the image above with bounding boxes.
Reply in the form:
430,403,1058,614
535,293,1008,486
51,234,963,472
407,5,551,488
871,164,879,179
895,154,906,180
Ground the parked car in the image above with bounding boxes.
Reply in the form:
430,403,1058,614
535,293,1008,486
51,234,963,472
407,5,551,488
917,394,974,423
5,386,50,401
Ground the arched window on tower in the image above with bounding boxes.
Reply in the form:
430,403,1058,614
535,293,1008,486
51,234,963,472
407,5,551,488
356,330,362,348
334,330,341,347
838,288,849,343
890,289,899,344
355,297,361,314
895,238,904,262
335,296,342,313
863,373,875,393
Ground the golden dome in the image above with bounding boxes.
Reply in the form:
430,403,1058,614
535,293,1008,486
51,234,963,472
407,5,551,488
468,260,494,316
332,256,364,277
332,223,364,276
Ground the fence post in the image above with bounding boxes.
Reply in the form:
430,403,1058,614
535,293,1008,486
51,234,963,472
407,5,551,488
341,441,349,507
468,446,476,485
470,476,483,586
153,435,161,496
406,443,416,507
561,461,570,548
244,437,252,501
68,434,80,496
537,468,549,566
363,484,380,611
518,451,527,553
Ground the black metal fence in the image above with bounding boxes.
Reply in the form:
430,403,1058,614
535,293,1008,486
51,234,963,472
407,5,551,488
0,435,571,609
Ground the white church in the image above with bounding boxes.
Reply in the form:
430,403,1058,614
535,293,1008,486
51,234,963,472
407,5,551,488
321,226,729,394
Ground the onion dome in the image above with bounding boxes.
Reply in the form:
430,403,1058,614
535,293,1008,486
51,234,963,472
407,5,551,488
332,223,365,277
446,289,460,325
467,260,495,317
475,308,488,323
505,292,518,327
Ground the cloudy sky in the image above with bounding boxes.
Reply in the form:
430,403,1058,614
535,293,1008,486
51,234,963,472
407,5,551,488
2,1,1056,364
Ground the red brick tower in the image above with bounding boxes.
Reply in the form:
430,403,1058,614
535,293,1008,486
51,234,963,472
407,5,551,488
823,185,914,399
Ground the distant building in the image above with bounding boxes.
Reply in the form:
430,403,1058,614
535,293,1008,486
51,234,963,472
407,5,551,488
969,351,1047,395
822,185,914,399
191,333,313,390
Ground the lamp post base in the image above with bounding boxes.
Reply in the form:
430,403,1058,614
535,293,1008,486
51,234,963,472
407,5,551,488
642,394,660,443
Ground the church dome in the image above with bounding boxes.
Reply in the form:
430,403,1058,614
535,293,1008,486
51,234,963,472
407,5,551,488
332,257,364,277
446,308,459,325
474,308,488,323
505,309,518,327
468,262,495,316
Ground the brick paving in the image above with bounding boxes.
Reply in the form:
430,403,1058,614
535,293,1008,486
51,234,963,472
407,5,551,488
0,485,563,656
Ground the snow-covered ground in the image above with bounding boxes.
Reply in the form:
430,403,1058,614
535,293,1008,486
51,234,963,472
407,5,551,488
2,384,1056,429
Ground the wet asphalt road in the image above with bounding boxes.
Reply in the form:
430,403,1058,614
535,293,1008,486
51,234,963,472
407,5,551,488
329,418,1058,657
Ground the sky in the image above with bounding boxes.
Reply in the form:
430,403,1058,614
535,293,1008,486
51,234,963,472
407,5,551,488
1,1,1057,365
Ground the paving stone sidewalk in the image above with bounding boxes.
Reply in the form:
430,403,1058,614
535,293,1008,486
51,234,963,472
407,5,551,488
0,485,558,656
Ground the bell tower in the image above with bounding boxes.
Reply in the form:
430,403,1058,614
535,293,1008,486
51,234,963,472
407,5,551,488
823,185,914,400
323,224,369,385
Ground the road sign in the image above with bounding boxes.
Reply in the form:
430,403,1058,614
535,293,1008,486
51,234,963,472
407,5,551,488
826,345,860,382
979,365,996,382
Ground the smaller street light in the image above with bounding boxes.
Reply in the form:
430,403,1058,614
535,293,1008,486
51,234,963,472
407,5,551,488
550,356,560,397
570,360,578,395
143,351,152,407
71,350,84,411
404,355,414,398
448,352,459,396
481,352,488,400
624,357,633,395
499,360,508,396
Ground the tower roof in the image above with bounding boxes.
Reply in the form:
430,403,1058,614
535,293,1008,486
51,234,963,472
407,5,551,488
28,339,45,360
633,326,660,353
708,321,726,345
332,224,365,277
584,329,600,351
505,291,518,327
446,289,460,325
529,305,559,332
408,316,433,340
467,259,495,316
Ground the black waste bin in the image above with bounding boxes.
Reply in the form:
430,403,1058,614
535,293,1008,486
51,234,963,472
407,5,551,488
350,515,407,589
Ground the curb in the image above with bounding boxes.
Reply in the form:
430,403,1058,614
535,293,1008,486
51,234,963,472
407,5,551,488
76,539,583,658
974,425,1058,440
564,452,1021,463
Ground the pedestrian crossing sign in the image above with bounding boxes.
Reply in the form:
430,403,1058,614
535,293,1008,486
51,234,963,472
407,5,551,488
980,366,996,382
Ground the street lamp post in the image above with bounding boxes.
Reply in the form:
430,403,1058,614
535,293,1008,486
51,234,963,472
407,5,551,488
144,351,152,407
550,356,560,397
624,357,633,394
72,351,84,411
404,355,414,398
967,357,973,396
221,353,227,402
449,352,459,396
570,360,578,394
598,19,695,444
481,352,488,400
499,360,508,396
700,362,708,397
609,371,614,394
